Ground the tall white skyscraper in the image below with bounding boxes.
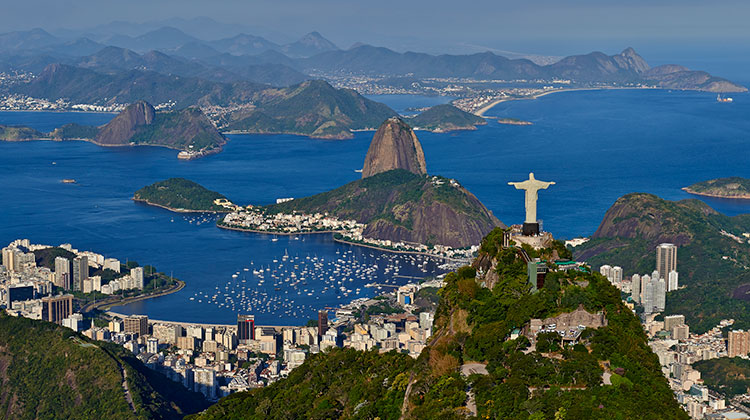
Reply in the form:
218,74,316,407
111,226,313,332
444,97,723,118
655,278,666,312
131,267,144,290
668,271,679,292
643,275,655,314
599,265,612,279
612,266,623,284
631,274,641,303
656,243,677,280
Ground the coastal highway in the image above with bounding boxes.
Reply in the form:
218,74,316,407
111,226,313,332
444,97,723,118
79,280,185,313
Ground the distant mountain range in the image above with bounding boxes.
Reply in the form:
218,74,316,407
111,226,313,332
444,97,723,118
0,27,745,93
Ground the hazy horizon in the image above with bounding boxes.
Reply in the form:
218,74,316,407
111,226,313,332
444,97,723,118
2,0,750,82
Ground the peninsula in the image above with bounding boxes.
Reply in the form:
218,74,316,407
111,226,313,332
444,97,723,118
0,101,226,159
405,104,487,132
133,178,238,213
683,177,750,199
220,118,503,256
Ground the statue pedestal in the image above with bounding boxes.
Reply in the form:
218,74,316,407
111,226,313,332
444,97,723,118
522,222,539,236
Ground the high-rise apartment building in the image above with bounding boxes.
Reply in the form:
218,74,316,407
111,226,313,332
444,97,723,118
54,257,71,289
237,314,255,343
131,267,144,289
41,294,74,324
72,256,88,292
631,274,641,303
124,315,149,337
728,330,750,357
318,310,329,337
147,337,159,354
1,247,14,271
655,278,666,312
656,243,677,280
668,270,679,292
611,266,623,284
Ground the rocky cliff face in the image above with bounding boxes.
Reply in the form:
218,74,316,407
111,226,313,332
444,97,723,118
362,117,426,178
95,100,155,145
361,179,503,247
573,192,743,270
268,169,502,248
94,101,225,153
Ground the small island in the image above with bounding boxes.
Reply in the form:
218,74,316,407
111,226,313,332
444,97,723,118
683,177,750,199
406,104,487,132
134,178,238,212
497,117,533,126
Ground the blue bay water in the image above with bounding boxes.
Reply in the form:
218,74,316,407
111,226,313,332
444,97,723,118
1,88,748,324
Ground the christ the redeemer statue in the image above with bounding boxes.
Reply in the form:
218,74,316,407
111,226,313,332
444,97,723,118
508,173,555,233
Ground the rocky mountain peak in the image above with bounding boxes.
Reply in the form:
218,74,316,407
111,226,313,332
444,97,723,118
616,47,650,73
95,101,155,145
362,118,426,178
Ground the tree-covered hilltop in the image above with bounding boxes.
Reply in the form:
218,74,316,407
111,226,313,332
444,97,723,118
222,80,397,139
0,314,209,420
186,349,414,420
398,228,686,419
266,169,502,248
193,227,686,419
0,125,46,140
134,178,229,212
574,193,750,333
683,177,750,199
406,104,487,132
50,123,101,140
693,357,750,398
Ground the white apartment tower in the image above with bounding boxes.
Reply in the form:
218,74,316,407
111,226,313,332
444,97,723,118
656,243,677,280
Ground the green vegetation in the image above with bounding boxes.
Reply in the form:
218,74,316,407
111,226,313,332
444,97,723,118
0,125,46,140
403,228,686,419
50,123,100,140
224,80,397,139
131,107,225,151
0,314,209,419
267,169,500,247
407,104,486,132
574,193,750,333
694,357,750,397
187,348,414,420
684,177,750,199
194,227,684,419
33,246,76,270
134,178,229,212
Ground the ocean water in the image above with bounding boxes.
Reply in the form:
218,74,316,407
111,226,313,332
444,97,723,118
1,88,748,324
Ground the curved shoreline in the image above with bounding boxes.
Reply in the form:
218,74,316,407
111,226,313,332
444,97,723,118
475,86,657,116
332,237,469,262
132,198,230,214
216,223,344,236
80,279,186,313
217,223,470,261
682,187,750,200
